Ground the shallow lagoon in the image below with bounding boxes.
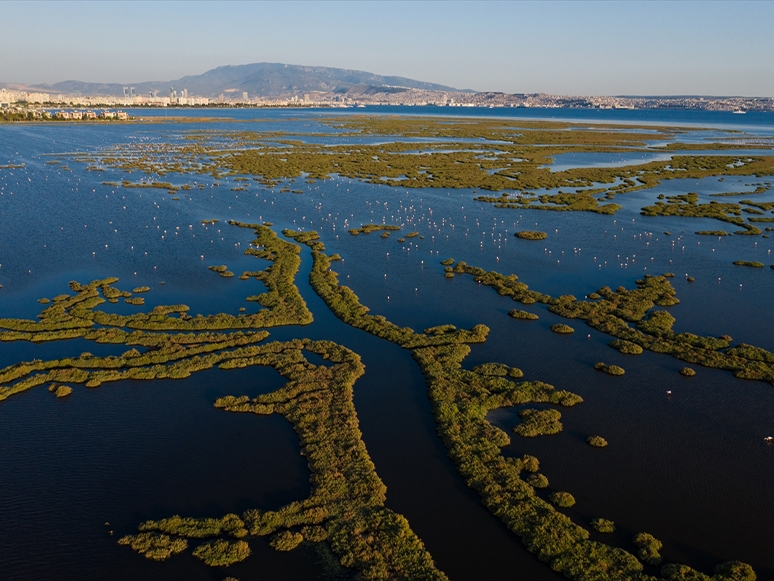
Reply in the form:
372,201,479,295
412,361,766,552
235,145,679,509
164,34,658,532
1,108,773,580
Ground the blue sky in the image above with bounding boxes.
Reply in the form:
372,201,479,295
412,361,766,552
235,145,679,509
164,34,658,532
2,1,772,96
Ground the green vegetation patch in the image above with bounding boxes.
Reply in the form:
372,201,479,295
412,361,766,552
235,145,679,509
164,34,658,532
270,531,304,552
515,230,548,240
509,309,539,320
349,224,401,235
594,362,625,376
515,408,563,437
119,340,448,579
550,323,575,334
279,234,757,581
525,473,550,489
590,519,615,533
549,492,576,508
641,192,764,235
609,339,643,355
192,539,251,566
632,532,662,566
118,532,188,561
447,262,774,389
48,384,72,398
733,260,764,267
587,436,608,448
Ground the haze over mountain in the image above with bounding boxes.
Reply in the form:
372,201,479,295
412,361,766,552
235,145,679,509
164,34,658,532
28,62,469,98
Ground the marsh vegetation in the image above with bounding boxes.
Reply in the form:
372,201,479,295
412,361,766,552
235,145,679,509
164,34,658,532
446,261,774,387
277,230,754,581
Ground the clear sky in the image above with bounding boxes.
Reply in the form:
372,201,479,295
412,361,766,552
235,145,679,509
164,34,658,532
2,0,772,96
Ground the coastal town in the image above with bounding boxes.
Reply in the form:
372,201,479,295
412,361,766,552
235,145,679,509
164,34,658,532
1,85,772,113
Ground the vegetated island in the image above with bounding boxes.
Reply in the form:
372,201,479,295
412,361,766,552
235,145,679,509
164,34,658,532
515,230,548,240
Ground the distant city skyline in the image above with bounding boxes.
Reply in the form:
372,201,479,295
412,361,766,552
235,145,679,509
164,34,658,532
1,0,773,97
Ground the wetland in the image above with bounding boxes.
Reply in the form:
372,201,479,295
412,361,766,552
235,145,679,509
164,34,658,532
1,107,774,581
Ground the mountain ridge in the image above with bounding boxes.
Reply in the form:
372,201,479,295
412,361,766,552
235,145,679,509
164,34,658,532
28,62,471,98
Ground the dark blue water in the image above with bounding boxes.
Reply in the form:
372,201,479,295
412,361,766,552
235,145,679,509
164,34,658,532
1,110,773,580
124,105,774,132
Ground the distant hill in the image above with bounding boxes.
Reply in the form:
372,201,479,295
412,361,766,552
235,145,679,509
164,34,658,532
32,62,469,98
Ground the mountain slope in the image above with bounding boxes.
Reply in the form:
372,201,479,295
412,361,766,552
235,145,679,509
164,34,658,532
33,62,468,97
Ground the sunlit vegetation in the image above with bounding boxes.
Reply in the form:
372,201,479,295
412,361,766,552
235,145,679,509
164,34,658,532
515,408,563,437
48,384,72,398
594,362,626,376
609,339,643,355
349,224,401,235
476,190,622,215
472,362,523,378
133,225,756,581
641,193,764,235
34,224,305,335
120,340,447,579
448,262,774,387
64,117,774,221
587,436,608,448
509,309,539,320
138,513,247,539
590,519,615,533
515,230,548,240
710,182,772,197
526,473,550,489
680,367,696,377
132,286,150,293
270,531,304,552
12,116,768,580
733,260,764,267
279,231,751,581
192,539,251,566
283,230,490,350
118,532,188,561
632,532,662,566
122,180,179,191
549,492,576,508
0,224,318,403
440,258,455,266
551,324,575,334
661,561,757,581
